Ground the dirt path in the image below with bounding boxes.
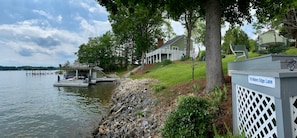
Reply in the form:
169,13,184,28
122,66,141,78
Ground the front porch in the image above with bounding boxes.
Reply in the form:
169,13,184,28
145,49,185,64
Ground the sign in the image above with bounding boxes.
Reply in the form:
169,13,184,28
248,75,275,88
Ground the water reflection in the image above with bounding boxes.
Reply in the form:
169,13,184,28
56,82,116,107
0,71,117,137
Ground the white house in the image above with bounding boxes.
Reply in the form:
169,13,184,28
145,35,194,64
256,30,288,51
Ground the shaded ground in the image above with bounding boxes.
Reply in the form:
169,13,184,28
132,64,233,136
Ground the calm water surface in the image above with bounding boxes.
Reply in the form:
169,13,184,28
0,71,116,137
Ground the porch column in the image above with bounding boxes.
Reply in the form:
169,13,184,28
159,53,161,62
76,70,78,79
89,69,92,78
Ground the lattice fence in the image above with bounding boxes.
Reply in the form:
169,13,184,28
291,96,297,138
236,85,277,138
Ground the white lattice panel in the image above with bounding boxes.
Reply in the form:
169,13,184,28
290,96,297,137
236,85,277,138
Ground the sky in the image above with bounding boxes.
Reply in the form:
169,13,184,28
0,0,256,67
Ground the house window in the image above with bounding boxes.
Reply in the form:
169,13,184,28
172,46,178,51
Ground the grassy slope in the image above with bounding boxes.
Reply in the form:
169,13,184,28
131,52,261,86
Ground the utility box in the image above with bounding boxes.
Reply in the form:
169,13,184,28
230,54,297,137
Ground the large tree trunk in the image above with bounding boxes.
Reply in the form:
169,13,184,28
205,0,224,93
186,26,192,57
185,12,193,57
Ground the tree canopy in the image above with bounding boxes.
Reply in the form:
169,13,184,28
76,31,121,72
222,27,250,54
165,0,202,57
97,0,295,92
97,0,165,70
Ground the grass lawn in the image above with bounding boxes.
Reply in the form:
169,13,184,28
131,51,262,87
126,48,297,136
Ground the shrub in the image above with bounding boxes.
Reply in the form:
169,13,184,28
213,123,245,138
176,95,188,105
180,55,189,61
208,86,227,110
267,44,288,54
127,64,134,71
161,95,212,137
153,84,165,92
192,84,200,92
162,59,172,66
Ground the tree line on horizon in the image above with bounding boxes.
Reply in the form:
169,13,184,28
0,66,58,71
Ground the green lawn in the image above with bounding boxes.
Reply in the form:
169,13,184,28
130,48,297,87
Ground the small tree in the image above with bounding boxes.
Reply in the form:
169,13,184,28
222,27,250,54
161,96,212,137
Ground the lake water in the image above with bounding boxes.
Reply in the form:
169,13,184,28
0,71,116,137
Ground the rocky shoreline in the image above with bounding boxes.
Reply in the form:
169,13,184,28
93,78,163,138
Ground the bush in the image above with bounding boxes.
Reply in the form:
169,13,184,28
213,123,245,138
127,64,134,71
162,59,172,66
267,44,288,54
180,55,189,61
192,84,200,92
198,50,206,61
153,84,165,92
161,95,212,137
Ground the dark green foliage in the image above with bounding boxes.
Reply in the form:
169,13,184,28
153,84,165,92
162,59,172,66
161,96,212,137
267,44,289,54
76,31,122,72
222,27,250,55
99,0,165,71
198,50,206,61
213,123,245,138
258,44,289,54
180,56,187,61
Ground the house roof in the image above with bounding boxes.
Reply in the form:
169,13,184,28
61,63,103,71
159,35,185,48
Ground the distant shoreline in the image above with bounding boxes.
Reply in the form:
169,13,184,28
0,66,58,71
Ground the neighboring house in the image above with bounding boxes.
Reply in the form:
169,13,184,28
256,30,288,51
145,35,194,64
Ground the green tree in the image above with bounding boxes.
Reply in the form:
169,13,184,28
192,19,206,60
253,1,297,47
165,0,202,57
222,27,250,54
163,20,176,40
98,0,164,71
166,0,294,92
192,19,206,46
249,39,256,52
280,7,297,47
76,31,119,71
98,0,294,93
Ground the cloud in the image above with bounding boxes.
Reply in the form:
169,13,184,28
32,9,63,24
79,1,108,14
19,48,34,57
57,15,63,23
75,15,111,37
170,20,185,36
0,19,85,66
32,36,61,48
0,0,112,66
